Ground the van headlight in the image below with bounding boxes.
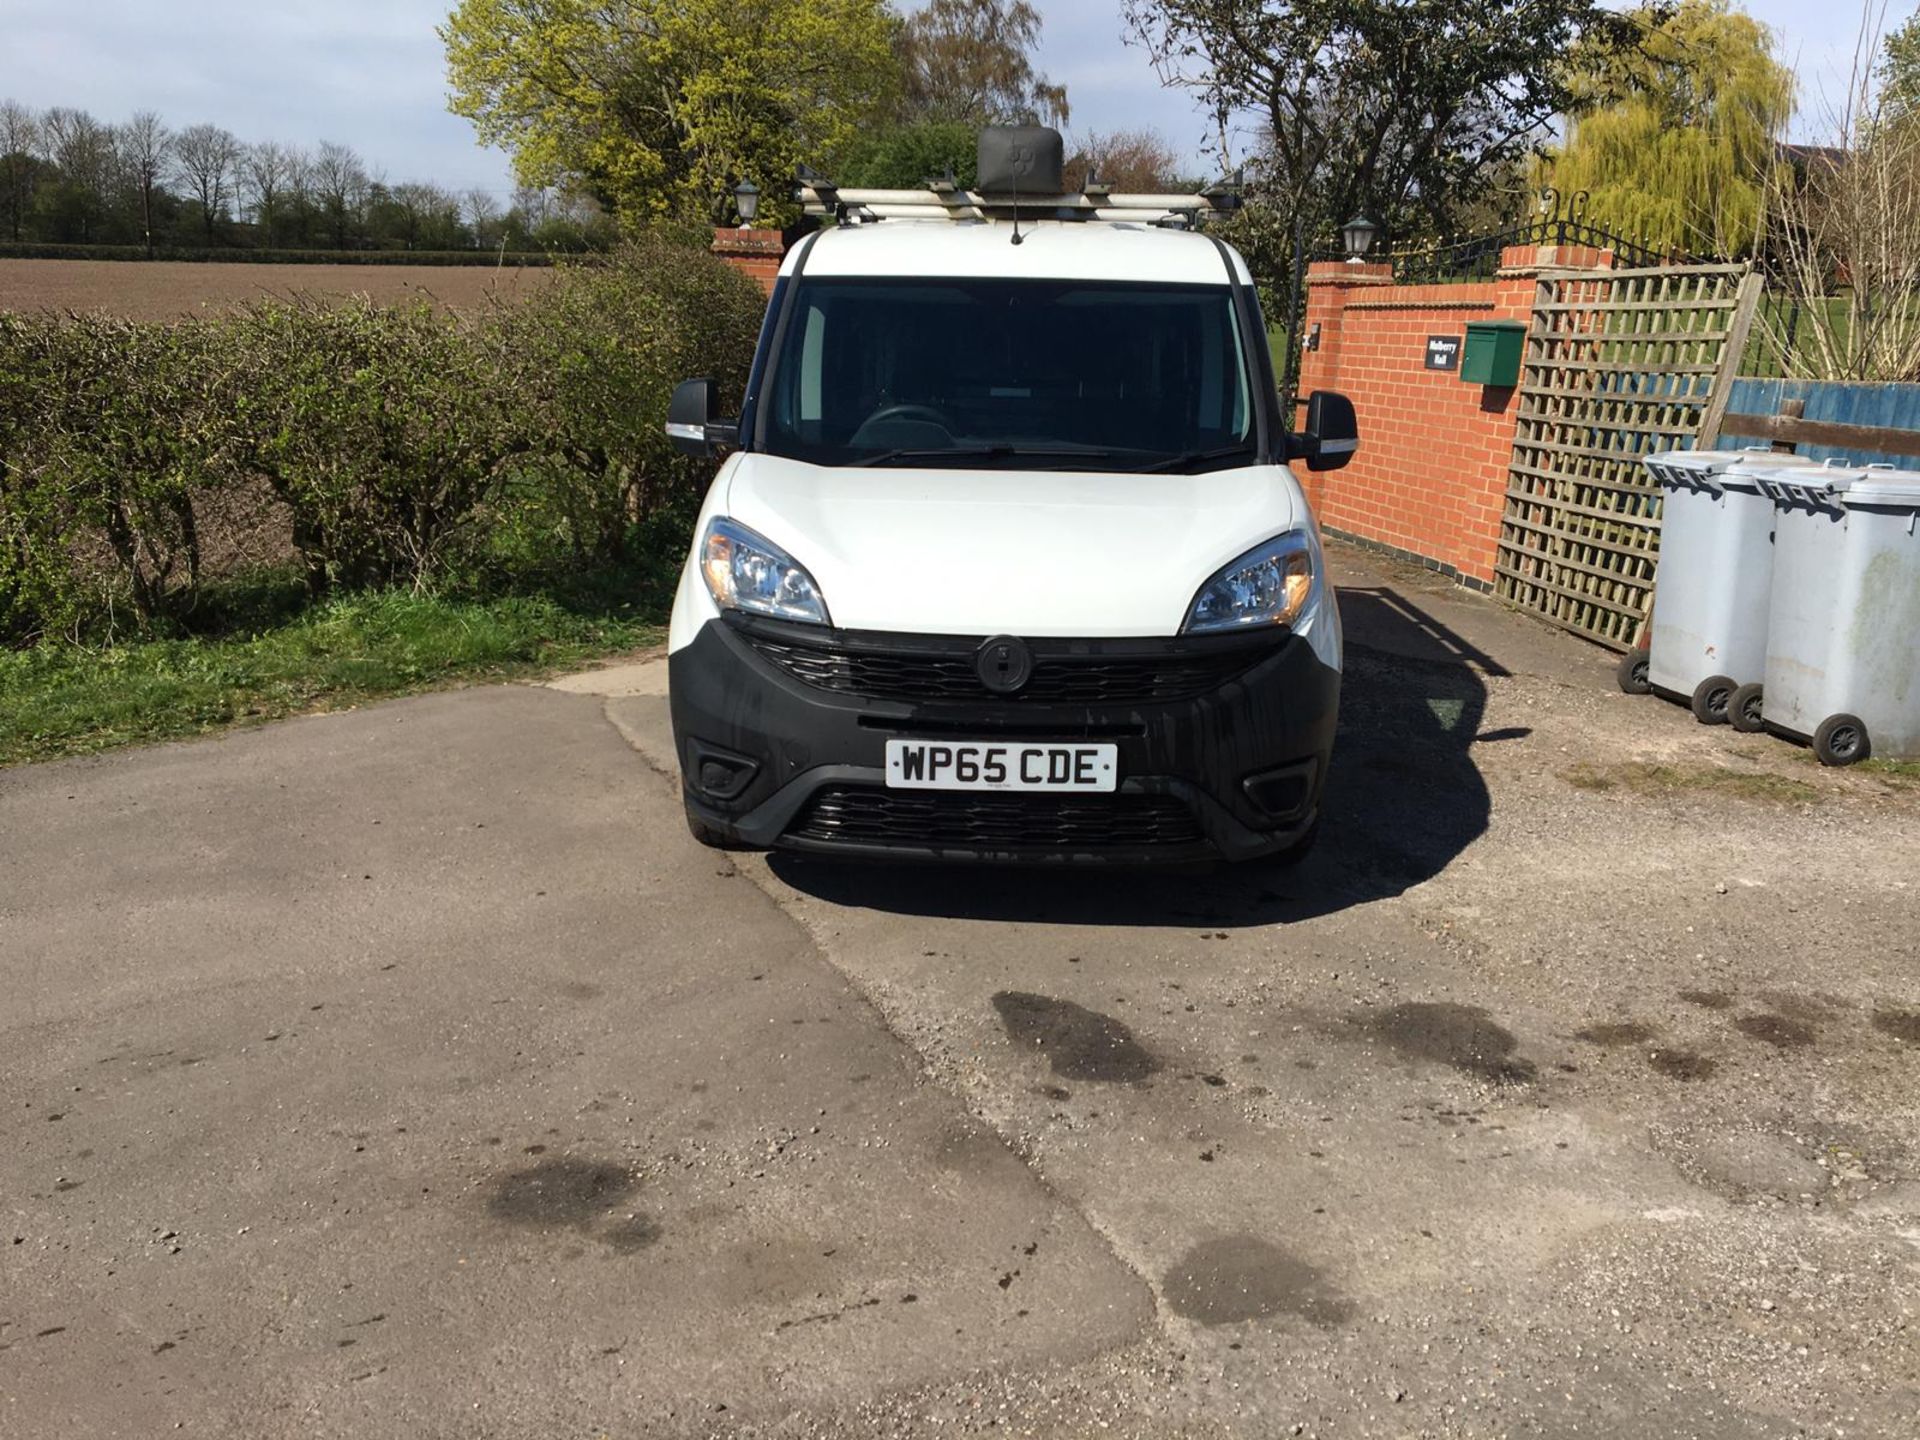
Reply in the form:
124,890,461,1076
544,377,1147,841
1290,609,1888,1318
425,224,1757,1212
1183,531,1317,634
700,517,832,625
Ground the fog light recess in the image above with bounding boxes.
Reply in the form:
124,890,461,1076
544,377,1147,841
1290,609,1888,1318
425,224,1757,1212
688,743,760,801
1242,759,1318,823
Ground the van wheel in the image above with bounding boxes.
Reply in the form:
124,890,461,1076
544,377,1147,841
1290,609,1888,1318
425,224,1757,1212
1616,649,1652,696
1729,682,1766,733
684,801,742,849
1813,714,1870,767
1690,674,1737,725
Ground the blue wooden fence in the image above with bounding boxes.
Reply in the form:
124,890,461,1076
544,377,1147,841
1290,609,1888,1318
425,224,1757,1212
1716,379,1920,466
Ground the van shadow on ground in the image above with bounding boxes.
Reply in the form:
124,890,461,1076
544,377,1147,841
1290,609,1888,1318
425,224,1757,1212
766,586,1521,928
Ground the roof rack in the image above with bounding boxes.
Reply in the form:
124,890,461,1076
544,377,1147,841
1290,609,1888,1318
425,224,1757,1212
795,178,1243,229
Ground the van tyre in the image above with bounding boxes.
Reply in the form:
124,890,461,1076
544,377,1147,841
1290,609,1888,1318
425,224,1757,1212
1813,714,1870,767
1690,674,1737,725
1616,649,1652,695
1730,682,1766,733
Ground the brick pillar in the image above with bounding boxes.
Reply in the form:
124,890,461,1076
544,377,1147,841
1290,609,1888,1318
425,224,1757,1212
711,227,785,297
1294,261,1392,510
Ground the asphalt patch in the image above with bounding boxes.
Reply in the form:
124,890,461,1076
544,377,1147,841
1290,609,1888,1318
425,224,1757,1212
991,992,1159,1083
1359,1002,1536,1084
1574,1021,1658,1047
485,1156,658,1252
1677,989,1735,1011
1733,1014,1816,1050
1871,1009,1920,1044
1161,1236,1355,1327
1649,1049,1718,1081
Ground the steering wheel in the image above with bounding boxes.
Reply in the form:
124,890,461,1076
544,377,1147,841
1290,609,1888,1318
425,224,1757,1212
860,403,955,433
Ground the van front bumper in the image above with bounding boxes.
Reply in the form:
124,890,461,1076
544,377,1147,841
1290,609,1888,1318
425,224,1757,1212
669,613,1340,865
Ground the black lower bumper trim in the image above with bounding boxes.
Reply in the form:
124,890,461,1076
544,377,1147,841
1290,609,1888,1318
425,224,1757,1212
788,786,1206,851
669,614,1340,865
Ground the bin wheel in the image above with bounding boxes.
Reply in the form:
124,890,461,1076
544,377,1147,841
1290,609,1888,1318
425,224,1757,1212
1729,682,1767,733
1690,674,1738,726
685,800,744,849
1813,714,1871,767
1616,649,1652,696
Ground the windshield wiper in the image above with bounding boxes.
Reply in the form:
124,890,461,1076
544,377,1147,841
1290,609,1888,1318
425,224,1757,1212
854,445,1119,469
1135,445,1259,474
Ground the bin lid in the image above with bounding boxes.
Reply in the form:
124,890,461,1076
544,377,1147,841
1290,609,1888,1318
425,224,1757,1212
1839,466,1920,509
1748,462,1861,504
1644,448,1814,494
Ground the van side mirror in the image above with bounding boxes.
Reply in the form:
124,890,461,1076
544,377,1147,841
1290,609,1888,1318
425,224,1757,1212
665,378,739,457
1299,390,1359,472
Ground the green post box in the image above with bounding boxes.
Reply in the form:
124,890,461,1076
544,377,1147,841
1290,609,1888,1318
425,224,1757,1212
1460,320,1527,387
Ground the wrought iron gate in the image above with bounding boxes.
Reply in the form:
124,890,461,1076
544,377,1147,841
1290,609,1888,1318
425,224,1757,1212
1496,264,1764,648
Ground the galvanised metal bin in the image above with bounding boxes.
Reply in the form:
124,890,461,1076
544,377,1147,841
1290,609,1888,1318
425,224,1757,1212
1636,449,1815,726
1752,464,1920,765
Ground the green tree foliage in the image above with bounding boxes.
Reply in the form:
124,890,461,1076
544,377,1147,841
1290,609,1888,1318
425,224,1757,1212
895,0,1069,126
1122,0,1639,251
1884,10,1920,125
1542,0,1795,257
841,122,981,189
441,0,897,223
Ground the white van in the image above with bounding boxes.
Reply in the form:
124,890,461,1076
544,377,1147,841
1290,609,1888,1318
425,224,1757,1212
664,128,1358,865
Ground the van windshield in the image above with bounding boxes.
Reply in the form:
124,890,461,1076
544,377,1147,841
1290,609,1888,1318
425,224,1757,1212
758,278,1257,472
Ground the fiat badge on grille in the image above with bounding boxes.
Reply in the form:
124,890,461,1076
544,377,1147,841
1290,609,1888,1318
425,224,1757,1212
976,635,1033,694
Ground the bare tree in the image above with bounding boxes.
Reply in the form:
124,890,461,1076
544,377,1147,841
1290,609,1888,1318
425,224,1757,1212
463,187,503,249
39,106,115,241
173,122,241,243
0,98,40,241
1761,12,1920,380
310,140,369,248
280,144,314,246
1064,129,1184,192
388,180,436,249
511,184,555,228
119,111,173,255
241,140,294,245
897,0,1070,126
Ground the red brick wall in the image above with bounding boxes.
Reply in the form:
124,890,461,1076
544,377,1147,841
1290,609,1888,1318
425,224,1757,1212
1291,245,1613,588
711,227,785,297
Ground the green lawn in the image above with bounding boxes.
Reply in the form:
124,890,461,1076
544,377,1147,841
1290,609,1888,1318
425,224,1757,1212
0,590,659,767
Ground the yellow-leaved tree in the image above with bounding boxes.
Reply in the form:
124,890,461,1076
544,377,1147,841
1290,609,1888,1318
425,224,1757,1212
441,0,898,225
1539,0,1794,256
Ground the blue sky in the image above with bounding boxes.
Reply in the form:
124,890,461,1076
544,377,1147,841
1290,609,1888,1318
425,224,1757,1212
0,0,1903,199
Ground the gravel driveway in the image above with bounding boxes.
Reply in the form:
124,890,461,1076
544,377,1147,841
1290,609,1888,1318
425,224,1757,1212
4,541,1916,1438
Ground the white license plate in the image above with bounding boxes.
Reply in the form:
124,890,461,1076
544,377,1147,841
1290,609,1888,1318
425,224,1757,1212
884,740,1118,792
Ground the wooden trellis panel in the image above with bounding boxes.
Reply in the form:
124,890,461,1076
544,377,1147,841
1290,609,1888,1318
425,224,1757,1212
1496,264,1764,649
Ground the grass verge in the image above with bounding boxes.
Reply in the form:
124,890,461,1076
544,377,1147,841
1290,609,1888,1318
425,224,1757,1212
0,590,659,767
1561,760,1821,805
1860,757,1920,787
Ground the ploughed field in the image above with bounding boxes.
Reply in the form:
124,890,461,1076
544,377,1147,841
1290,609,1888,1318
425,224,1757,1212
0,258,556,318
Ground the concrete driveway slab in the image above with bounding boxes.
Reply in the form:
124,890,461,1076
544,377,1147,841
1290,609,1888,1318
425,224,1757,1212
0,687,1149,1438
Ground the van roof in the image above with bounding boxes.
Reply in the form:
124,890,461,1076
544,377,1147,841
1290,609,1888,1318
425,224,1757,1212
789,220,1255,288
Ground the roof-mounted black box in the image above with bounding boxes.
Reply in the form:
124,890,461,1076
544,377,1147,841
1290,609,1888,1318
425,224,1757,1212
976,126,1064,197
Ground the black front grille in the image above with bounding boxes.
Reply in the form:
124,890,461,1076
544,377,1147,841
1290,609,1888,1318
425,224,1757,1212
785,786,1206,852
745,634,1259,705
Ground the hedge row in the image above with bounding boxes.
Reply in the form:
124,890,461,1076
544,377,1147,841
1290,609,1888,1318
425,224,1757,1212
0,236,764,645
0,243,570,266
